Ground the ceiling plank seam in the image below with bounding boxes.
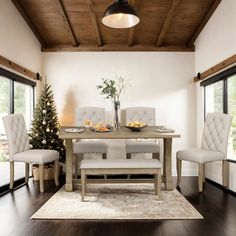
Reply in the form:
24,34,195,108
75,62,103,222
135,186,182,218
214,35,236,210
156,0,180,47
86,0,103,47
55,0,78,47
11,0,47,48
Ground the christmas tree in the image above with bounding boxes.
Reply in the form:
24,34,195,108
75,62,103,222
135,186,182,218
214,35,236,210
29,83,65,162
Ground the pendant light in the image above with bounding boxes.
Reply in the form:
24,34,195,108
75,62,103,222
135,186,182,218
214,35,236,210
102,0,140,29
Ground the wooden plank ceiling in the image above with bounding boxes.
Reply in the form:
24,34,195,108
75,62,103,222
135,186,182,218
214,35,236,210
12,0,221,52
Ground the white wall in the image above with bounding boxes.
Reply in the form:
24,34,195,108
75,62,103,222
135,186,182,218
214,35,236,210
0,0,42,74
195,0,236,191
42,52,196,175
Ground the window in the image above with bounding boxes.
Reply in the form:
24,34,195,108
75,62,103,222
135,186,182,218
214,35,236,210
0,68,35,192
201,66,236,162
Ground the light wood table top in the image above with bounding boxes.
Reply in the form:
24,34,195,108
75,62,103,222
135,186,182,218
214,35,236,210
59,126,181,139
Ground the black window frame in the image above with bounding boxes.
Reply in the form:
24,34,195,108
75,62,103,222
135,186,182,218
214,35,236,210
201,65,236,163
0,67,36,195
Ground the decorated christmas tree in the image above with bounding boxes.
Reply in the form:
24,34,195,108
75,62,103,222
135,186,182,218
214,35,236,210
29,82,65,162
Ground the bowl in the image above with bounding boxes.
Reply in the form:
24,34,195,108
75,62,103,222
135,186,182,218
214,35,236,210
126,125,147,132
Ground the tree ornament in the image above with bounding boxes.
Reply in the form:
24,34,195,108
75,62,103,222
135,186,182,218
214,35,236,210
29,82,65,162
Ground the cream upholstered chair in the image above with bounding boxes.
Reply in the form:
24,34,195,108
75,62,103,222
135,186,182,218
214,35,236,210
125,107,160,159
3,114,59,193
177,112,232,192
73,107,108,177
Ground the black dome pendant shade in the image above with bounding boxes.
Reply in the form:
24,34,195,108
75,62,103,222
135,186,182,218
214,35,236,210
102,0,140,29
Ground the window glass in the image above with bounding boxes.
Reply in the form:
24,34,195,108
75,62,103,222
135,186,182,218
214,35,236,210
205,80,223,114
14,81,34,130
0,76,10,161
228,75,236,160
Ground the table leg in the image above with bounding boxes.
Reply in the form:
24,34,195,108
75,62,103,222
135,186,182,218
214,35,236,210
65,139,73,192
163,138,173,190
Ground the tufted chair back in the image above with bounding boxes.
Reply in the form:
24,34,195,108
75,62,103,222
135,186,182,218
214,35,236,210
3,114,30,160
201,112,232,155
125,107,156,126
76,107,105,126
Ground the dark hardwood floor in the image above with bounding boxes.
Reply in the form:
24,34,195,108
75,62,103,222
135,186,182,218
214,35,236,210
0,177,236,236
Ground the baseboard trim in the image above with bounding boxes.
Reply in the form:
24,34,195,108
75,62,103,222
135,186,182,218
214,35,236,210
206,178,236,197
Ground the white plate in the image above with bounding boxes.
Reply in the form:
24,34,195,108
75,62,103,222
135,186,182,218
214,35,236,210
155,128,175,133
65,128,84,133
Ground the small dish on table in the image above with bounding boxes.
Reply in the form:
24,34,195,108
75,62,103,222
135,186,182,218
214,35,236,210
126,121,147,132
93,124,111,132
65,128,84,133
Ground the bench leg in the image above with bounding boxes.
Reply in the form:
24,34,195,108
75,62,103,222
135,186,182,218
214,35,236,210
155,169,162,200
126,153,132,179
157,169,161,200
102,153,108,179
81,169,86,201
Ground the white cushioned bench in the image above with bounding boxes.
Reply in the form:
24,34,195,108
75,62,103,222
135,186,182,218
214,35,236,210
80,159,162,201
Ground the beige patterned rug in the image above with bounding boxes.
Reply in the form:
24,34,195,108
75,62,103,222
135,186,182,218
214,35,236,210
31,184,203,220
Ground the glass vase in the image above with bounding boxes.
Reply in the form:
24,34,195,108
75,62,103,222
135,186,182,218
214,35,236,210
113,100,121,130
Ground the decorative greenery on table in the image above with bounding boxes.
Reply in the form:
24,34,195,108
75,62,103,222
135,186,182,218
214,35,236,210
97,73,128,130
97,76,125,102
29,83,65,162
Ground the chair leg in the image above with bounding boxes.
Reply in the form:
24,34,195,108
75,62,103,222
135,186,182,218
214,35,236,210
54,160,59,187
39,164,44,193
176,158,182,187
126,153,131,178
198,163,204,193
203,163,206,183
222,160,229,188
81,169,86,202
126,153,131,159
74,153,84,178
152,153,160,160
74,154,79,178
157,169,162,200
25,163,29,184
10,161,14,190
102,153,107,159
102,153,107,179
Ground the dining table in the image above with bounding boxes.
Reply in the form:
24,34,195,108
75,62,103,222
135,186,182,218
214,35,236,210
59,126,181,192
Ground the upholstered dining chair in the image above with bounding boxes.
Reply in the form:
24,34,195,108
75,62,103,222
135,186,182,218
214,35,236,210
73,107,108,177
125,107,160,159
176,112,232,192
3,114,59,193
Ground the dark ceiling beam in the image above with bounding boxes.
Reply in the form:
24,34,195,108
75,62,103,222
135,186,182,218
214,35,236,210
156,0,180,47
128,0,138,46
42,44,195,52
187,0,222,46
55,0,78,46
11,0,47,48
86,0,102,47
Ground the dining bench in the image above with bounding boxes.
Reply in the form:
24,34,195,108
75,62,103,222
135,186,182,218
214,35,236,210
80,159,162,201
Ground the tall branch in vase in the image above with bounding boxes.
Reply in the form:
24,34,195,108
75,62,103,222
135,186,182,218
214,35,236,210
97,73,127,130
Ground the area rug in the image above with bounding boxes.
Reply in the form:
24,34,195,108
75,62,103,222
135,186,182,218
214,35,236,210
31,184,203,220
